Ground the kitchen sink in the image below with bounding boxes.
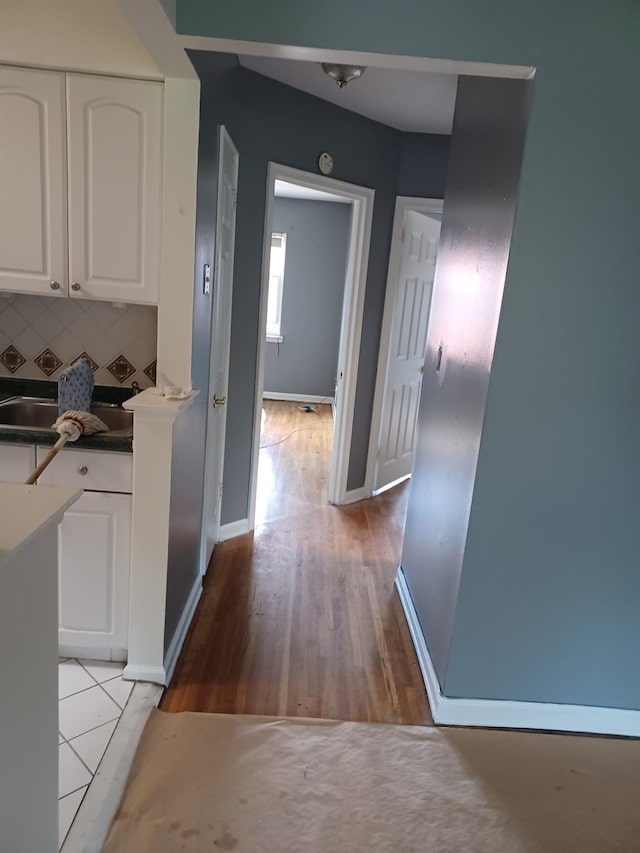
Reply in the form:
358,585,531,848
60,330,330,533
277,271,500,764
0,397,133,436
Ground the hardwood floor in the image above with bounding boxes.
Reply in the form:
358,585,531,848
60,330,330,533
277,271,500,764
161,400,432,726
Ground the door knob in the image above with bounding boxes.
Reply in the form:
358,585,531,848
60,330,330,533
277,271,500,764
213,395,226,407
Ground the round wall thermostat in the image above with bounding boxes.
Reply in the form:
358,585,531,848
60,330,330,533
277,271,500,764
318,152,334,175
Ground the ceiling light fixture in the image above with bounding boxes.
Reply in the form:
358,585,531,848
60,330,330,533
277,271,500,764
320,63,367,89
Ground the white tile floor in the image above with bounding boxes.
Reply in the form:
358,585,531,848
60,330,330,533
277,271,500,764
58,658,133,850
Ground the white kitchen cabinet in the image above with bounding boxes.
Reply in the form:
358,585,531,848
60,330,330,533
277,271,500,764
0,442,36,483
0,65,162,305
0,67,67,297
37,446,133,660
57,490,131,659
67,74,162,304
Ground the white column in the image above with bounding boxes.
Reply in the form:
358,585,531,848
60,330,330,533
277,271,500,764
123,389,198,683
0,484,81,853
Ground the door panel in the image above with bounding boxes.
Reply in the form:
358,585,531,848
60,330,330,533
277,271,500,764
58,491,131,653
0,66,66,296
375,210,441,491
202,126,239,570
66,74,162,303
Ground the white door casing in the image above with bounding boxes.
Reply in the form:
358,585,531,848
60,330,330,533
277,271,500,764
66,73,162,304
247,162,374,529
202,126,239,570
0,66,67,297
372,204,441,492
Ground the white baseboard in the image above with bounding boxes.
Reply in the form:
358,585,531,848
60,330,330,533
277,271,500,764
395,567,640,738
163,573,203,686
372,473,411,497
59,645,127,662
263,391,334,405
337,486,370,505
218,518,251,541
122,663,166,685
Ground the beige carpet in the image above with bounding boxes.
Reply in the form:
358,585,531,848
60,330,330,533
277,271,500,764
103,710,640,852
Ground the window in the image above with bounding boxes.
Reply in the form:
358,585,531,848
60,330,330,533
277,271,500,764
266,232,287,342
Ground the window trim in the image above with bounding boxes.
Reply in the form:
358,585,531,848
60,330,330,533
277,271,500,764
266,232,287,341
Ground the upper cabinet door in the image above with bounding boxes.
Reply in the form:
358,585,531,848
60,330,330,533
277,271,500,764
66,75,162,304
0,67,67,297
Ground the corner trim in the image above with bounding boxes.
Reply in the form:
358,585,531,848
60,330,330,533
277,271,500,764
395,567,640,738
122,663,166,685
263,392,334,405
334,486,370,506
218,518,251,541
394,567,443,714
59,645,127,662
178,36,535,81
163,573,202,686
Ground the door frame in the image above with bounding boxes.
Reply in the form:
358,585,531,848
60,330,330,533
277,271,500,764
200,125,239,573
247,162,375,528
364,196,443,496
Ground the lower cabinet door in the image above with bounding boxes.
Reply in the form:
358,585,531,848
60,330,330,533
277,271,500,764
58,490,131,658
0,443,36,483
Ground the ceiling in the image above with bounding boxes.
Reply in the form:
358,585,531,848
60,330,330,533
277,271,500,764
274,180,351,204
238,55,457,135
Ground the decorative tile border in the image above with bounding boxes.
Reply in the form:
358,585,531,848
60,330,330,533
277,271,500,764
74,351,99,374
107,354,136,384
143,359,157,386
34,347,63,377
0,344,26,374
0,294,158,388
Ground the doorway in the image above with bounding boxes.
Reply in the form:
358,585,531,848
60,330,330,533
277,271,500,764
256,179,352,524
247,163,374,530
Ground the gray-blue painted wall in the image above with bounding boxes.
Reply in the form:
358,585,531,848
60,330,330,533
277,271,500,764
401,75,531,685
264,197,352,398
188,51,450,524
177,0,640,710
162,66,217,651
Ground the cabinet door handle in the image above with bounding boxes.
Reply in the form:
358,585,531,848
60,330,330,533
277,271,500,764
78,466,88,476
50,281,60,291
71,282,81,292
212,395,226,407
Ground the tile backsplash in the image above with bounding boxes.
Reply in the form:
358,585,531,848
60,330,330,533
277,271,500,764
0,294,157,388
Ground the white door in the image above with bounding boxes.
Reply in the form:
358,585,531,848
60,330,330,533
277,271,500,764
0,66,67,297
58,491,132,658
201,126,239,571
374,210,441,491
66,74,162,304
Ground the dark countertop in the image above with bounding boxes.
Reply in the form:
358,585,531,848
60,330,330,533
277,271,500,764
0,378,134,453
